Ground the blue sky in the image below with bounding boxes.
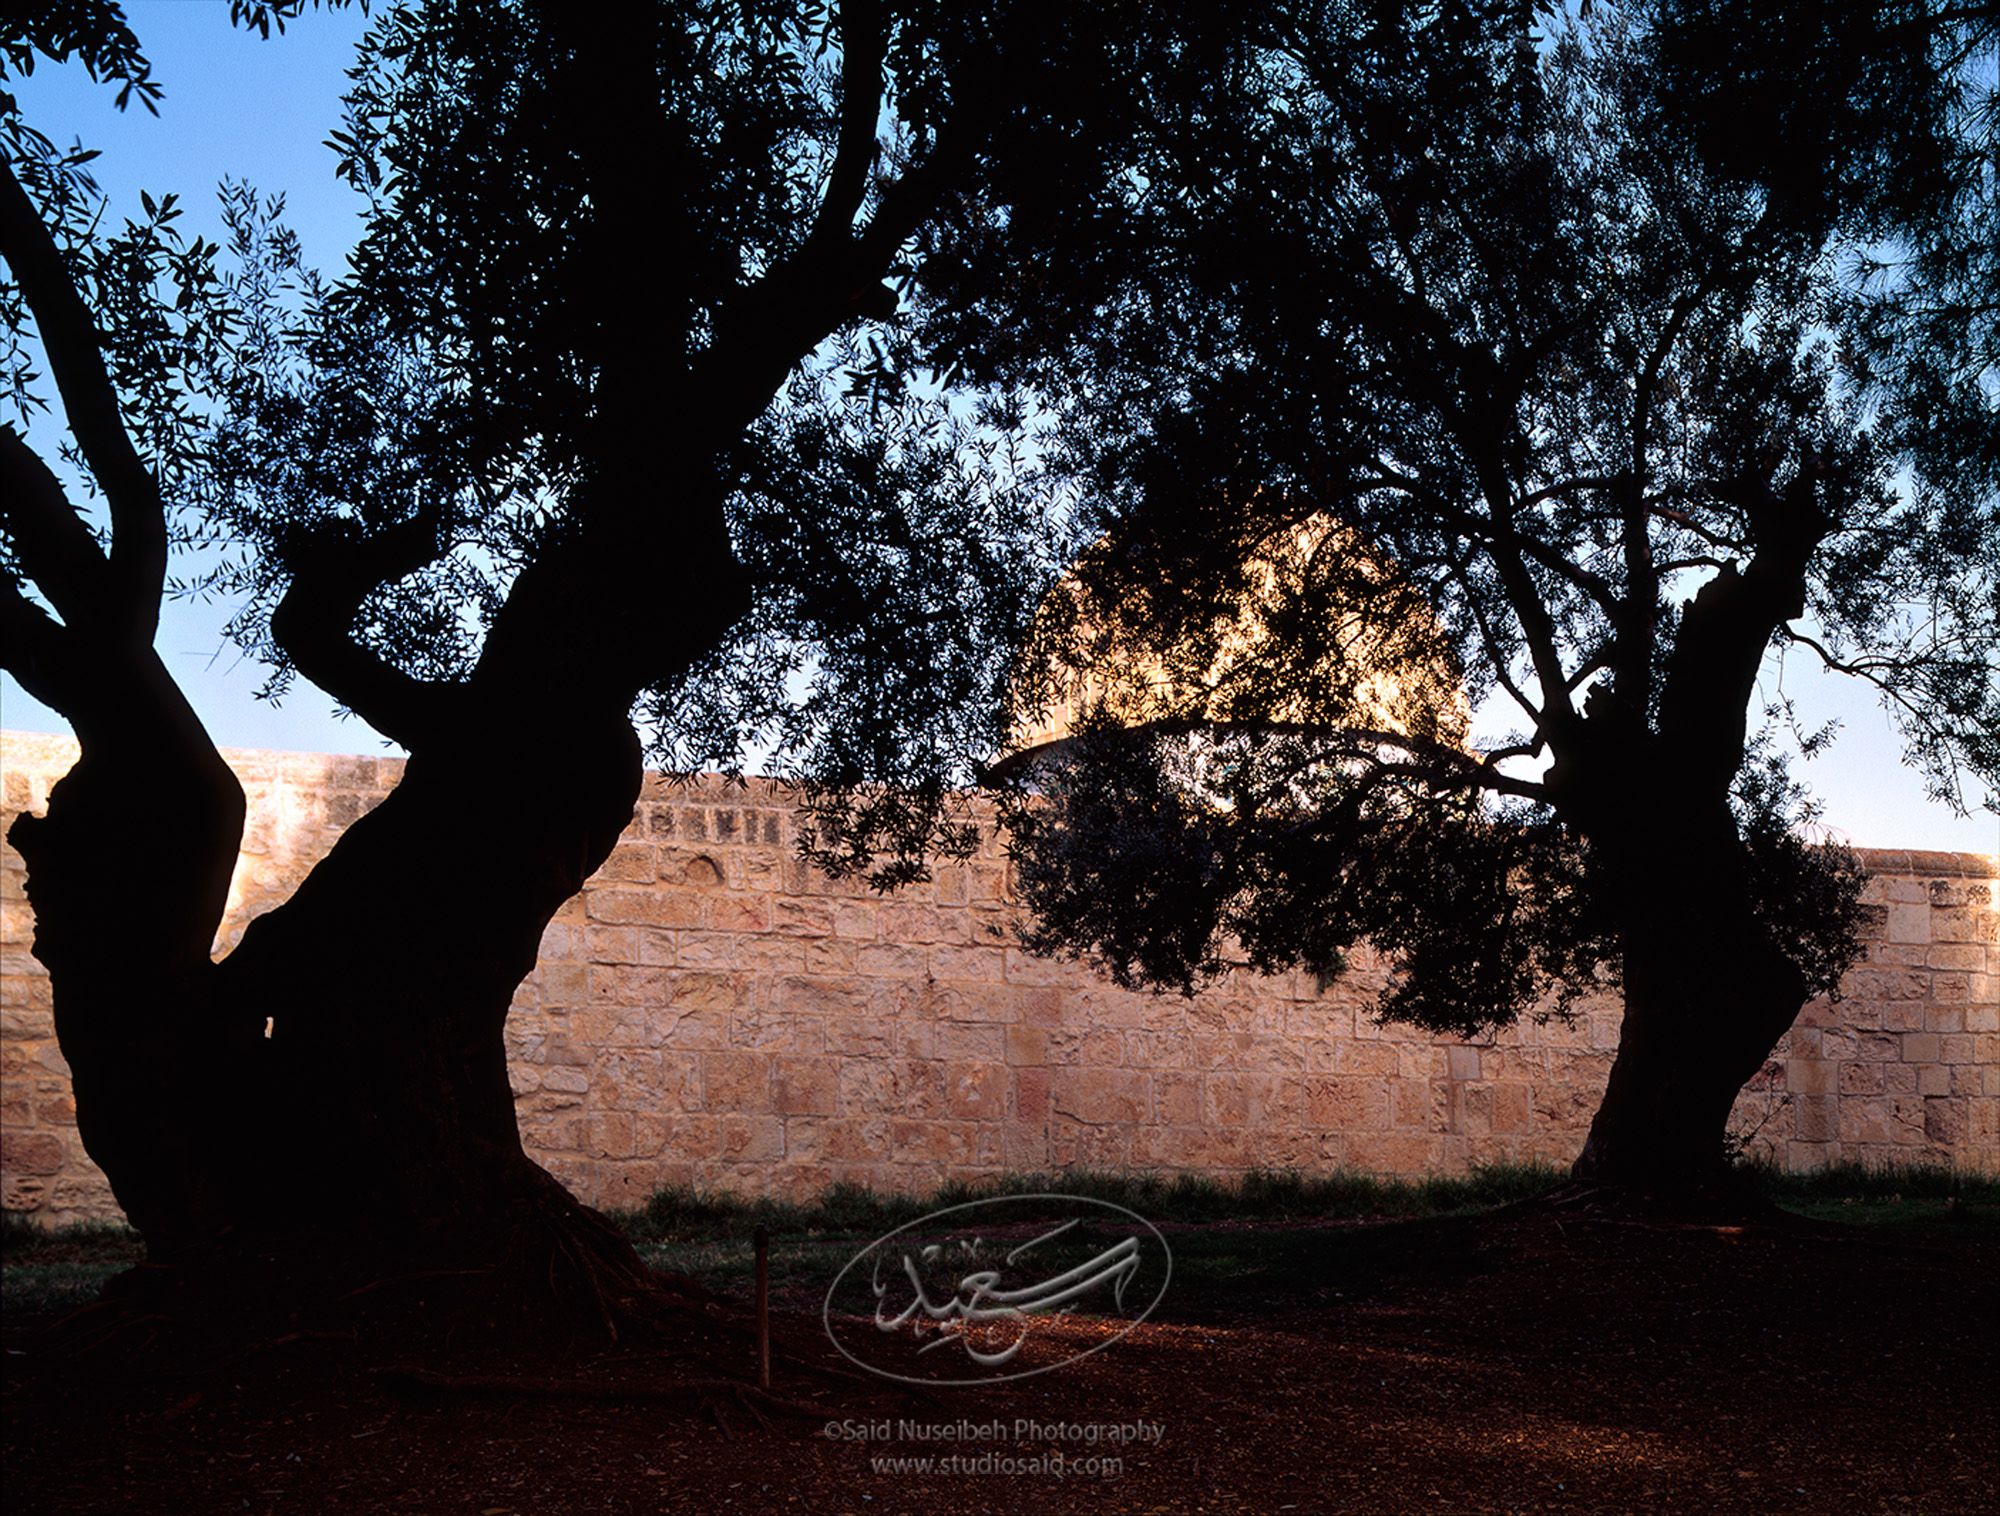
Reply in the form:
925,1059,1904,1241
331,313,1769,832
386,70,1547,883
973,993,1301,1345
1,1,1993,854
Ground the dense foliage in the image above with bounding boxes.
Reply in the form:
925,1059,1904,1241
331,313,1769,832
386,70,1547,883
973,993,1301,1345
959,1,1994,1041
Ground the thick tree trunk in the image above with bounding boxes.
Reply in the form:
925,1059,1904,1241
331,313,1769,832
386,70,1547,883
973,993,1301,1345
158,709,681,1338
19,696,696,1344
1571,799,1808,1190
7,656,247,1254
213,715,640,1233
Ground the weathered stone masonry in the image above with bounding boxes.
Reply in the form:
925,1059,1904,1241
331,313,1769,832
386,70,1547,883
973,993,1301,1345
2,730,1996,1225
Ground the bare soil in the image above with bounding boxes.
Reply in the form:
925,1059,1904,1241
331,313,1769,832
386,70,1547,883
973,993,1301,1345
4,1205,1995,1515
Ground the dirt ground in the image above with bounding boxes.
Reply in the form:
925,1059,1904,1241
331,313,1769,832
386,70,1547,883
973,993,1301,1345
4,1205,1996,1516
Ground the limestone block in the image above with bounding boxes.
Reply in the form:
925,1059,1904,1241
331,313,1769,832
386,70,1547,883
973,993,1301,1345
1013,1066,1051,1124
803,940,860,975
717,1114,785,1162
856,943,925,979
1901,1032,1942,1063
772,974,866,1019
1491,1083,1532,1134
890,1118,977,1165
1923,1096,1967,1145
1051,1067,1150,1126
1838,1095,1926,1145
1837,1062,1884,1095
1857,1032,1902,1060
1389,1078,1437,1130
829,901,879,940
587,1049,663,1108
595,964,678,1010
881,1060,949,1119
1844,966,1932,1001
1885,902,1932,944
539,961,589,1007
707,896,770,934
1926,1003,1967,1033
1292,1075,1391,1132
1027,1027,1078,1068
945,1062,1007,1121
597,844,657,882
0,1131,65,1175
1205,1072,1283,1127
1334,1041,1403,1076
587,888,703,929
1125,1028,1193,1070
702,1050,772,1112
1818,1027,1859,1061
817,1116,890,1162
933,944,1005,981
1186,1031,1259,1071
1930,907,1990,944
773,1056,839,1116
585,1113,637,1159
1870,943,1929,967
729,1007,817,1053
1344,1132,1438,1173
1048,1117,1130,1168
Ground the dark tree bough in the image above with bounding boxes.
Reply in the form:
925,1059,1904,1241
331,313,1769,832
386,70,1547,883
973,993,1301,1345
960,0,1996,1193
0,0,1182,1345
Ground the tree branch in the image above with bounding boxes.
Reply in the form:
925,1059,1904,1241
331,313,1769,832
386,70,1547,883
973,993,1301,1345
0,573,87,710
1519,474,1622,510
693,32,987,438
993,715,1549,802
1446,549,1544,730
0,161,165,638
1370,463,1623,615
0,423,111,626
1351,269,1587,736
1657,468,1830,787
267,517,462,750
1618,287,1703,714
806,0,887,254
1777,626,1958,737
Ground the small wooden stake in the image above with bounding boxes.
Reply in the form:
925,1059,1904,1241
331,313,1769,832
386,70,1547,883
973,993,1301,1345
753,1222,771,1391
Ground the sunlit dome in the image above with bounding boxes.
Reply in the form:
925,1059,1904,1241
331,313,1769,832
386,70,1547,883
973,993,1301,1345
1000,513,1471,772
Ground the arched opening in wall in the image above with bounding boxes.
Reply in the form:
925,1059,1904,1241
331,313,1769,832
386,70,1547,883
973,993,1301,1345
678,854,724,888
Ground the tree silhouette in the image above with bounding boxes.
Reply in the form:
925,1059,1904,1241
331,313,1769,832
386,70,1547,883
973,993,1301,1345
0,0,1172,1335
957,0,1997,1188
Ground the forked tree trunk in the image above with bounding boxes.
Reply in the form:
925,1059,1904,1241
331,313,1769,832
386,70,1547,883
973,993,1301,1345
15,696,681,1340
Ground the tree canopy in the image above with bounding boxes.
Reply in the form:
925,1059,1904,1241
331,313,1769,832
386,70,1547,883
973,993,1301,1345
953,0,1996,1055
0,0,1226,1301
2,0,1993,1246
4,0,1197,880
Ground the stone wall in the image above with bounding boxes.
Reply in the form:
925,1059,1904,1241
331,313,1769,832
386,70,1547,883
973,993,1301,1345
2,729,1995,1225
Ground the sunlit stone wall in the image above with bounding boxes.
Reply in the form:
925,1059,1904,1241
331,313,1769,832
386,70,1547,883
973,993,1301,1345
3,729,1994,1225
